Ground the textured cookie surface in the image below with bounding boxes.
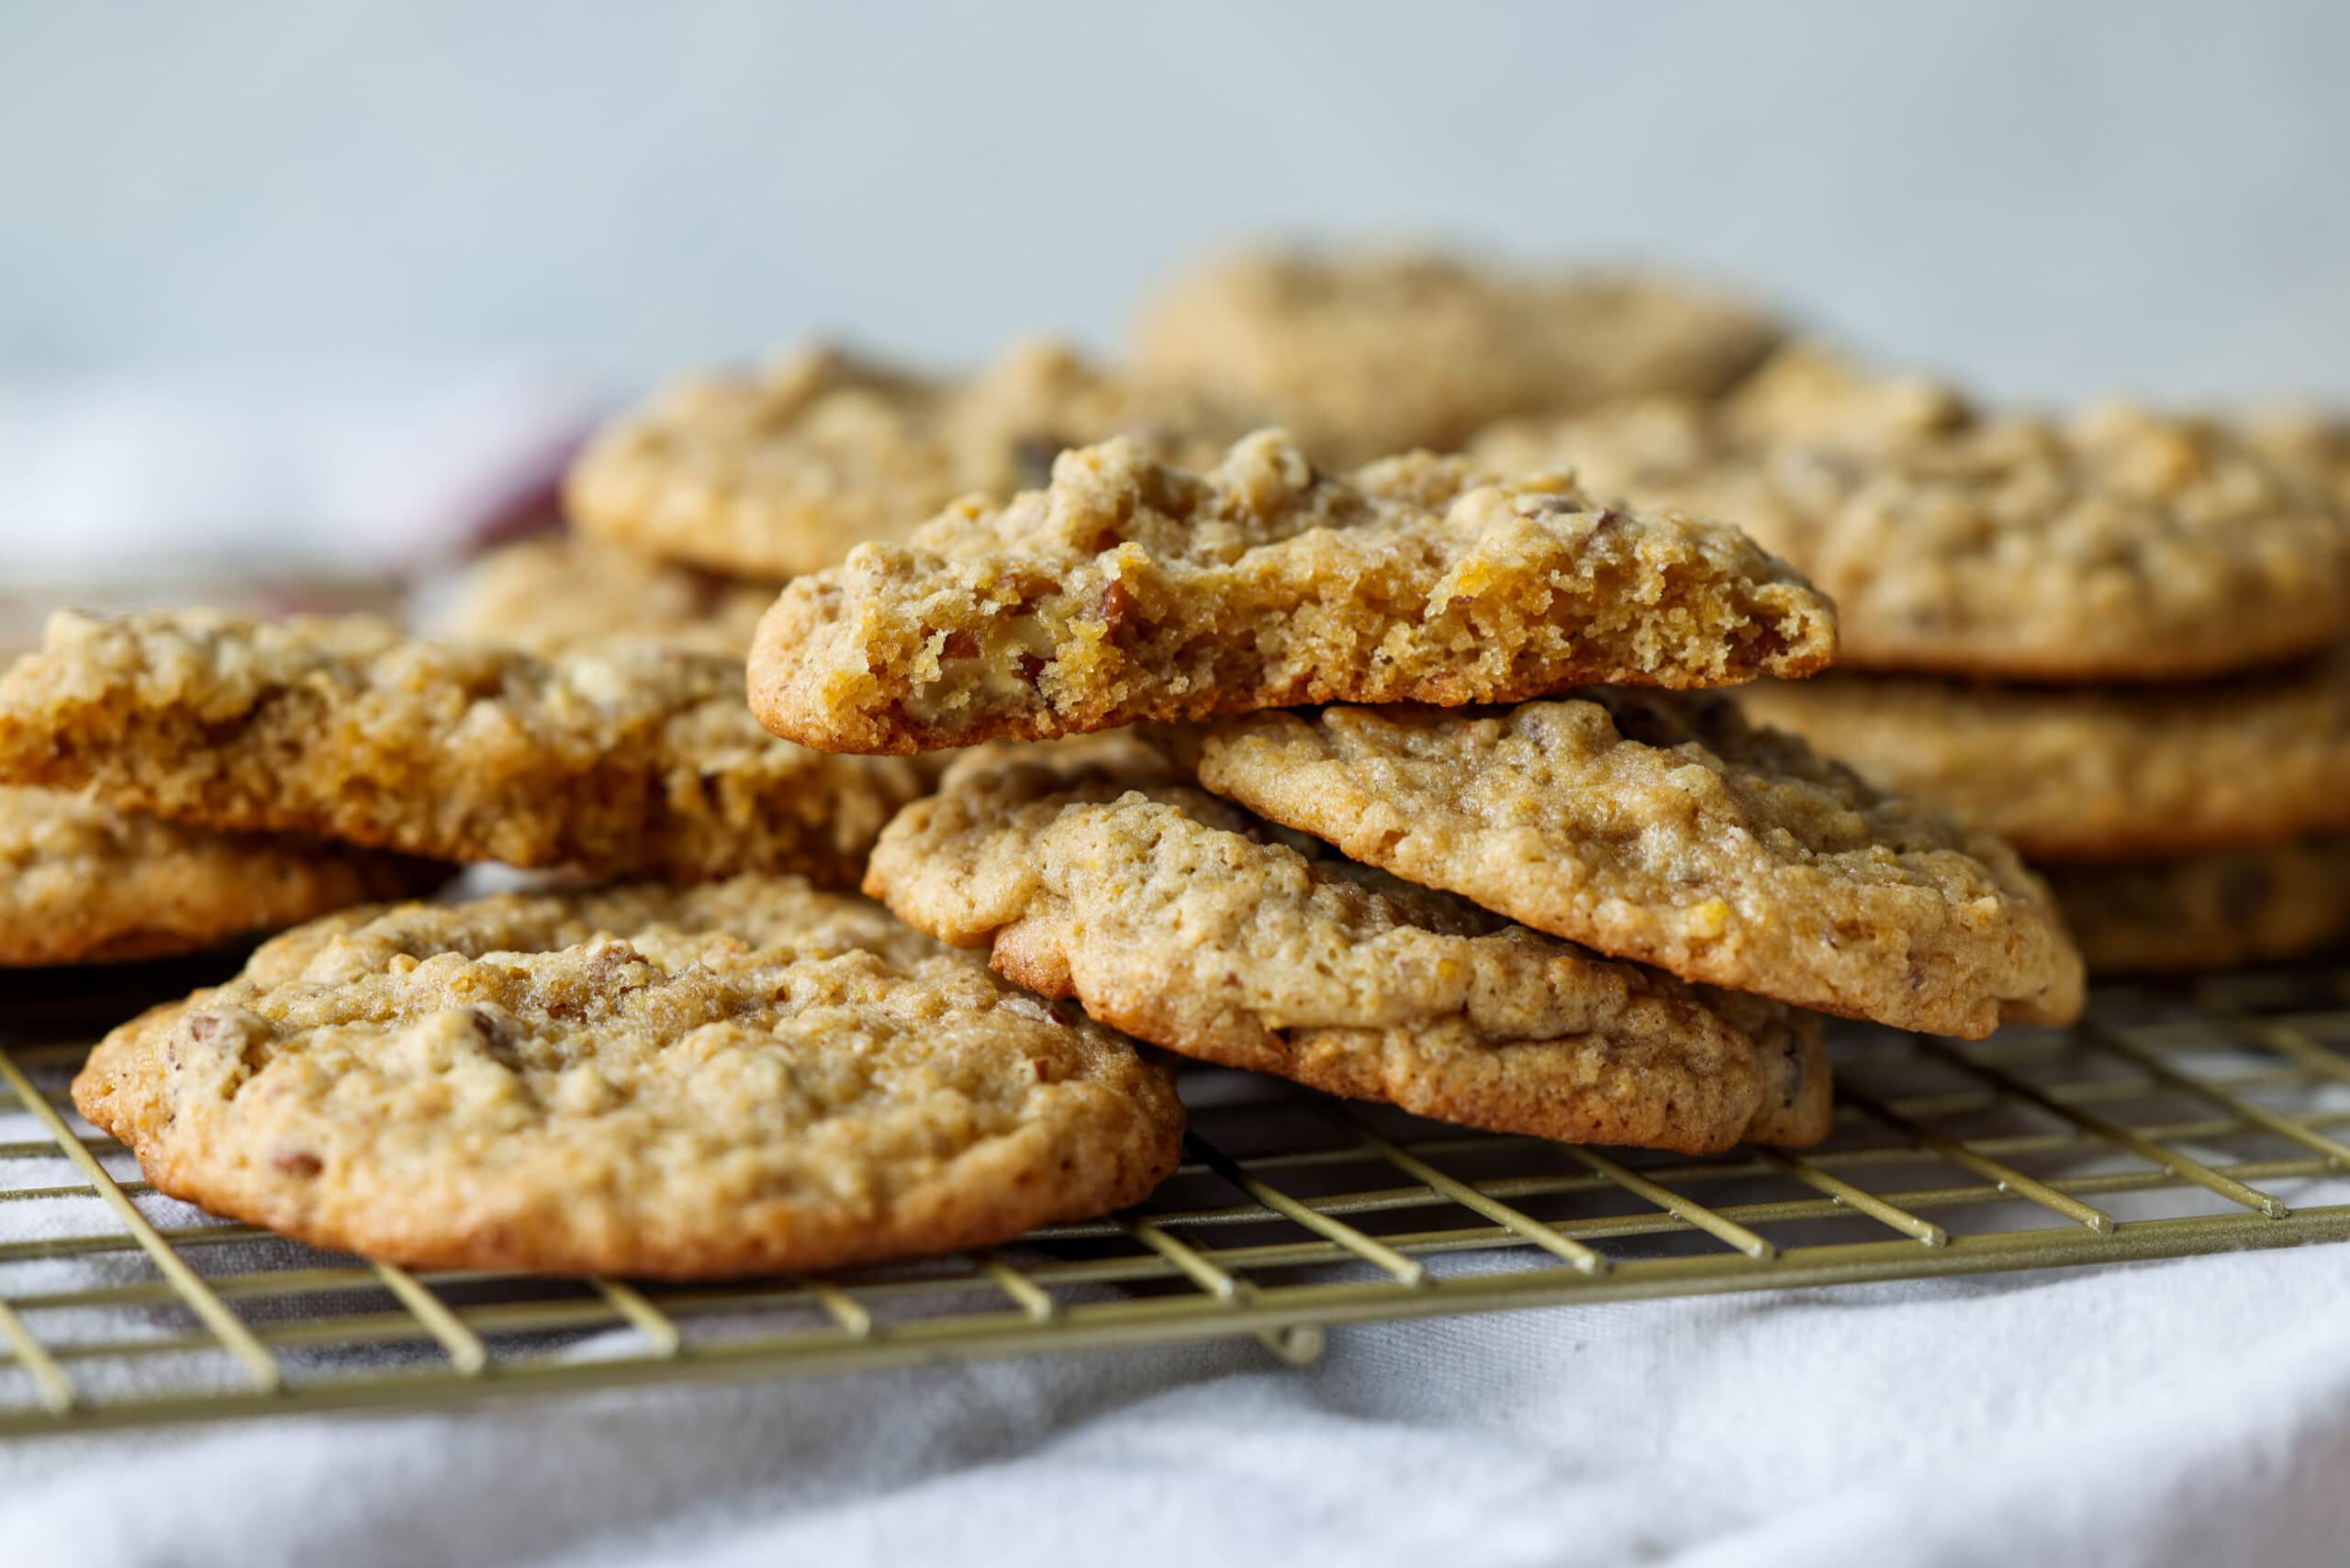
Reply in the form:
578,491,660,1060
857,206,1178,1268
865,739,1829,1153
1179,696,2080,1036
0,787,443,968
71,877,1185,1277
1474,361,2350,681
567,338,1262,578
2046,837,2350,976
750,431,1837,754
1134,250,1781,464
1737,651,2350,863
0,610,927,882
428,535,778,657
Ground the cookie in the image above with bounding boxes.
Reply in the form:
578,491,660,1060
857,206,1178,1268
1474,380,2350,681
566,338,1262,579
0,786,444,968
427,534,778,656
71,877,1184,1277
1175,696,2080,1037
2045,836,2350,976
748,431,1838,755
1735,649,2350,862
864,738,1830,1154
0,610,927,883
1133,249,1781,464
2241,410,2350,510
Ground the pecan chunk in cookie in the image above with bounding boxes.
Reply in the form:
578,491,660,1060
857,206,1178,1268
72,877,1184,1277
750,431,1837,754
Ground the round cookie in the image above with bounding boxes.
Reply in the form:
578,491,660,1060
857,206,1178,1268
749,431,1837,755
0,787,444,968
566,338,1262,579
71,876,1185,1278
0,610,929,884
1735,651,2350,863
1177,696,2079,1038
2045,836,2350,976
1474,370,2350,682
1133,249,1782,465
865,738,1830,1155
427,534,778,657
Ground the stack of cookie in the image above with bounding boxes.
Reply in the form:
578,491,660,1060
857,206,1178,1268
746,428,2082,1159
1474,349,2350,974
0,252,2106,1282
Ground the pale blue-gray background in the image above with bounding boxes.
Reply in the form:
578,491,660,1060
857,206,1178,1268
5,0,2347,401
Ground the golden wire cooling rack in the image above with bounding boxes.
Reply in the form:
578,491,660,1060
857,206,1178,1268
2,956,2346,1438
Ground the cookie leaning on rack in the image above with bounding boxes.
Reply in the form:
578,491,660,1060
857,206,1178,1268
865,736,1830,1155
0,609,928,883
71,876,1186,1278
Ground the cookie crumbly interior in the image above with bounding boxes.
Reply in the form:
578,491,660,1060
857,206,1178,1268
750,431,1838,753
0,609,927,882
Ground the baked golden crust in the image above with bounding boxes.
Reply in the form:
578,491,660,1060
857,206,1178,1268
71,877,1186,1278
1737,652,2350,863
1474,356,2350,682
0,610,927,883
2046,837,2350,976
1133,249,1781,464
1177,696,2080,1036
566,339,1263,578
0,787,444,967
428,534,778,656
749,431,1837,754
864,739,1830,1154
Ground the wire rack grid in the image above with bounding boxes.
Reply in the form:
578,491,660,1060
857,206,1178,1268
1,958,2346,1438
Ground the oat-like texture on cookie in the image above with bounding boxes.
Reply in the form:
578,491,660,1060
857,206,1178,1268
2045,836,2350,977
1474,354,2350,682
566,338,1264,580
0,610,928,883
865,738,1830,1154
0,786,444,968
428,534,779,657
1738,648,2350,863
1133,249,1782,465
71,876,1185,1278
749,431,1837,754
1174,694,2081,1037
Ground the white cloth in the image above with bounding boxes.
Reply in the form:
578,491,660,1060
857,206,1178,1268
5,387,2348,1568
0,1241,2346,1568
